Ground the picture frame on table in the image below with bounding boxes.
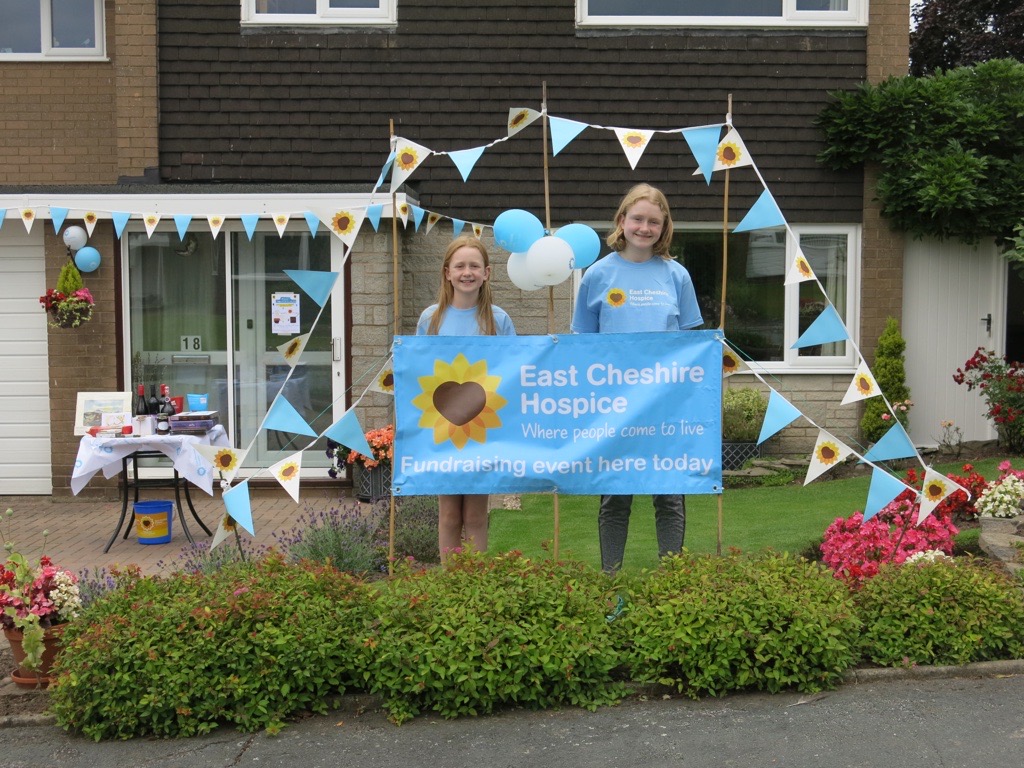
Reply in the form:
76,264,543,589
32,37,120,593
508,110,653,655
74,391,133,436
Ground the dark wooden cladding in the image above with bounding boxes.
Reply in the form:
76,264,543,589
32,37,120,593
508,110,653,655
158,1,865,226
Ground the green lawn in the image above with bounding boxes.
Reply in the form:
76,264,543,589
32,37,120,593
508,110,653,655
489,456,1006,572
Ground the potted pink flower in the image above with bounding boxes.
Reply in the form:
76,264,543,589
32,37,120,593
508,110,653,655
1,508,82,685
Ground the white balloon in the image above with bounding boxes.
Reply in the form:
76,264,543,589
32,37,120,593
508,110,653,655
62,225,88,252
506,251,545,291
525,236,574,286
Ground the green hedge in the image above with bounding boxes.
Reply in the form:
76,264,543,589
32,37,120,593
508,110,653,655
48,551,1024,740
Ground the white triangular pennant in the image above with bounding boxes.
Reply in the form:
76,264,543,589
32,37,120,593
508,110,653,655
712,128,754,171
785,248,817,284
269,452,303,503
277,333,310,368
804,429,855,484
329,208,366,248
916,468,970,525
368,364,395,396
207,215,225,239
841,361,881,405
507,107,541,137
612,128,655,170
20,208,35,233
195,444,248,483
143,213,161,238
82,212,99,237
273,213,290,237
389,138,432,192
472,223,484,239
425,211,443,235
721,343,748,378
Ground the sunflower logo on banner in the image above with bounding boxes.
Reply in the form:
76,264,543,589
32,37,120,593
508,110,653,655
412,353,507,449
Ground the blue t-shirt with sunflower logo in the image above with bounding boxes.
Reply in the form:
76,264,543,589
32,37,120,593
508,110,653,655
571,252,702,334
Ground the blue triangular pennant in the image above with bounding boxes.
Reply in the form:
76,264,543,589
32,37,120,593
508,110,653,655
757,388,802,444
375,150,396,190
449,146,486,182
284,268,339,308
792,305,849,349
862,421,917,463
173,214,193,242
112,211,131,238
410,204,426,231
682,125,725,184
0,208,6,230
863,468,908,522
366,204,383,232
223,480,255,536
264,394,319,438
451,219,466,238
733,189,786,233
241,214,260,241
50,207,69,234
549,117,589,156
304,211,320,237
321,408,373,457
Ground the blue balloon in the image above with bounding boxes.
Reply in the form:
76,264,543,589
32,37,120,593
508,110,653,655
492,209,544,253
74,246,101,273
554,223,601,269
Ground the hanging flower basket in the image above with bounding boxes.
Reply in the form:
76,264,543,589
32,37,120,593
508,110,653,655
39,261,95,329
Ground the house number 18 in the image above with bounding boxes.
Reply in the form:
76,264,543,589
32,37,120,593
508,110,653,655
180,336,203,351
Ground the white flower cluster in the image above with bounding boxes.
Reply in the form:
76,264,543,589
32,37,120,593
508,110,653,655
904,549,954,566
976,475,1024,519
50,569,82,621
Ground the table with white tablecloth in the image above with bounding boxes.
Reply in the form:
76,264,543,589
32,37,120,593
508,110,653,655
70,426,231,551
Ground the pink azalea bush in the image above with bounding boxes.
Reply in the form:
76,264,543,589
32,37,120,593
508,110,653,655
820,496,959,589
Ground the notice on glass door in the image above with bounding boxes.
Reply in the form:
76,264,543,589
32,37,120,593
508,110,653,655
271,292,300,335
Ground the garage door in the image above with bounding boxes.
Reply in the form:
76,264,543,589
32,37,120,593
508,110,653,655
0,227,51,494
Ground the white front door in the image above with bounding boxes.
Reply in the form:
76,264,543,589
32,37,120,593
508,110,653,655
0,227,51,493
903,238,1006,446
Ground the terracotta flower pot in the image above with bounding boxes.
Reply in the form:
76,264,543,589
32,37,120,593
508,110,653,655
3,623,66,689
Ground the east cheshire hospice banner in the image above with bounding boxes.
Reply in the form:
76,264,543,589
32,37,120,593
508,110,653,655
392,330,722,496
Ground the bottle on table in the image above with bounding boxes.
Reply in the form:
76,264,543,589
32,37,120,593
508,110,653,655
160,384,176,416
148,384,160,415
135,384,149,416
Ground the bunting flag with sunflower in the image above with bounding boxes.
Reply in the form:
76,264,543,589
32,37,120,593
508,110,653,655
20,207,35,232
841,361,880,405
206,214,225,239
209,511,239,551
277,333,310,369
367,362,395,397
784,248,817,284
613,127,655,170
328,207,366,248
507,107,541,137
269,452,304,503
389,138,432,193
143,213,161,238
272,213,290,237
711,127,754,172
195,444,248,483
721,343,748,378
804,429,855,485
916,468,970,525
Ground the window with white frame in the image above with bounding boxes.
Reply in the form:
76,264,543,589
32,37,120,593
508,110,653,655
578,0,866,27
242,0,396,26
0,0,105,60
672,224,859,369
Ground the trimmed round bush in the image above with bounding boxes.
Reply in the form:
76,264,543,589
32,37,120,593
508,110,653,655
619,551,860,698
363,551,625,724
854,557,1024,667
49,555,374,740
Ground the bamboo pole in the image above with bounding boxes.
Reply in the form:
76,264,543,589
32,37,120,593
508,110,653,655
388,119,399,575
717,95,733,557
541,81,560,560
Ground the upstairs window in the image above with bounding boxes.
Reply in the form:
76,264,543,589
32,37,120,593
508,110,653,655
0,0,106,60
242,0,397,26
578,0,866,27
